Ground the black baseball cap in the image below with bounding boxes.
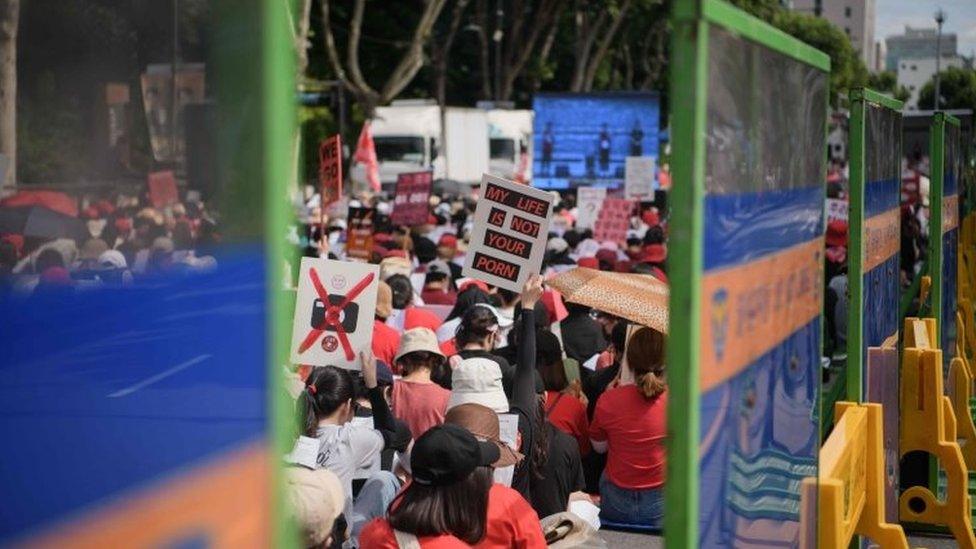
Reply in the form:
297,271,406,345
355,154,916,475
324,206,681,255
411,424,500,486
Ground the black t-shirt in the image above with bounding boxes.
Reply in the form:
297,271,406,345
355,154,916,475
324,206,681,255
530,423,585,518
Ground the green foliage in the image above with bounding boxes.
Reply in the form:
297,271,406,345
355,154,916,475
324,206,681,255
727,0,783,21
918,66,976,112
299,106,337,184
867,71,911,103
772,11,867,106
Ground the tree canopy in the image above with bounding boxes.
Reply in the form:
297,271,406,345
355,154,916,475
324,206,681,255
918,66,976,113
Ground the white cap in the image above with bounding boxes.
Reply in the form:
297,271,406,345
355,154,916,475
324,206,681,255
448,357,509,413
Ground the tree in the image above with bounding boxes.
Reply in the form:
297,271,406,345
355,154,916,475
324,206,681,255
0,0,19,186
429,0,471,105
867,70,910,103
320,0,449,115
569,0,634,92
773,10,867,106
918,67,976,112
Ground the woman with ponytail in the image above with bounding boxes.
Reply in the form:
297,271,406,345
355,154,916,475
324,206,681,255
588,326,667,527
299,351,404,534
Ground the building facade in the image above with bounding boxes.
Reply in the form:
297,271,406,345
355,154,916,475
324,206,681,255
885,26,958,72
793,0,876,69
897,56,966,110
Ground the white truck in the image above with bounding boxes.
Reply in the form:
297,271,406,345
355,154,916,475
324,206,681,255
487,109,533,183
350,100,489,191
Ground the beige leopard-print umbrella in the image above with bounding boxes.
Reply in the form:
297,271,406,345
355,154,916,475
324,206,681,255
547,267,668,333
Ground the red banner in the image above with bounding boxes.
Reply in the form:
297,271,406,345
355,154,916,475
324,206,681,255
390,171,433,226
319,135,343,208
147,171,179,209
592,198,634,244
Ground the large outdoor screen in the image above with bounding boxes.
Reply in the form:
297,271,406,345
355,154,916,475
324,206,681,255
531,92,660,189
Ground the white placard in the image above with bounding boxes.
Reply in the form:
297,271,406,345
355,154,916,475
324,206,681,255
625,156,656,200
826,198,848,222
576,187,606,230
285,436,320,469
462,174,554,292
494,413,520,487
290,257,379,369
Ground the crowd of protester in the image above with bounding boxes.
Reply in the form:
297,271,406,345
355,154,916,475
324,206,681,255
283,187,670,547
0,189,220,299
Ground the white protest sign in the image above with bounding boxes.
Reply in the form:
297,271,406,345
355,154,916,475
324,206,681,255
285,436,320,469
576,187,606,230
494,413,520,487
826,198,848,222
625,156,655,200
462,173,554,292
290,257,379,369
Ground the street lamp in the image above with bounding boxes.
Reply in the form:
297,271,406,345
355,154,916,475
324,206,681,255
934,8,946,110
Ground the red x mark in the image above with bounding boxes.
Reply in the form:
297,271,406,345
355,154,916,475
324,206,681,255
297,268,376,361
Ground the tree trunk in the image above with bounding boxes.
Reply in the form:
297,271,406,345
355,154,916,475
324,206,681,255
474,0,492,100
295,0,313,78
432,0,471,106
0,0,18,187
498,0,564,100
569,3,607,92
580,0,631,91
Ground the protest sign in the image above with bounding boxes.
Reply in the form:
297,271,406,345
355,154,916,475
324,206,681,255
494,413,520,487
147,170,179,208
346,207,375,260
826,198,848,222
462,174,554,292
592,198,634,244
625,156,655,200
576,187,606,230
390,171,433,226
290,257,379,369
319,135,343,208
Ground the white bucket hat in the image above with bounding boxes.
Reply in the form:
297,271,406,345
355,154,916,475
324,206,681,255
448,357,509,413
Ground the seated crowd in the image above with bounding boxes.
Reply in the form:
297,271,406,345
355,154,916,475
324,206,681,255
283,192,670,548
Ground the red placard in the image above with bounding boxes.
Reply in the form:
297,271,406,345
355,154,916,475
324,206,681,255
346,206,375,260
592,198,634,244
319,135,343,208
147,170,179,208
390,171,433,226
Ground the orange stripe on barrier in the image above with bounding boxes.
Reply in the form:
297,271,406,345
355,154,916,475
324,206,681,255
17,443,270,549
864,207,900,272
944,195,959,233
700,239,823,391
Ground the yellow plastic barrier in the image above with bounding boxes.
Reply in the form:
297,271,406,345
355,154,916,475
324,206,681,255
899,318,976,548
961,300,976,362
803,402,907,549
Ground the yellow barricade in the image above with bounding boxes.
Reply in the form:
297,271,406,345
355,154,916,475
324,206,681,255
962,300,976,363
899,318,976,548
803,402,907,549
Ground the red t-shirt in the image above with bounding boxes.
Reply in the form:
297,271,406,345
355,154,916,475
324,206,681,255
477,484,546,549
359,519,468,548
372,320,401,371
421,288,457,306
589,385,667,489
405,307,443,331
392,379,451,438
359,484,545,549
545,390,591,455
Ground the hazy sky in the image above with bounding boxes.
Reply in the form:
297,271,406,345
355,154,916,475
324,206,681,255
876,0,976,58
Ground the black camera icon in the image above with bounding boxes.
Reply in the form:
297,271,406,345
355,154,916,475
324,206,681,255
310,295,360,333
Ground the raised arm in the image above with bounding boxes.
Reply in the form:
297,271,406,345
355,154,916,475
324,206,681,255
512,274,543,412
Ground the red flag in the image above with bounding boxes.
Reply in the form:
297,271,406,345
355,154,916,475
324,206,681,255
354,121,381,191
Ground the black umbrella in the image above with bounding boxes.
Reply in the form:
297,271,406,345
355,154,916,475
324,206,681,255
0,206,88,241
